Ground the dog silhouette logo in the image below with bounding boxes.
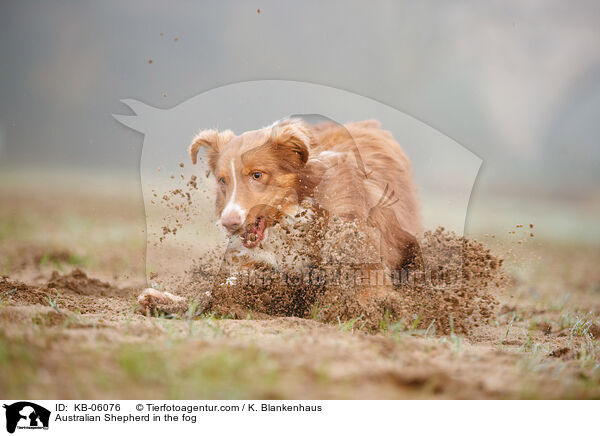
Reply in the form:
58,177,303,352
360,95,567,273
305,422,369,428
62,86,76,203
113,80,482,291
3,402,50,434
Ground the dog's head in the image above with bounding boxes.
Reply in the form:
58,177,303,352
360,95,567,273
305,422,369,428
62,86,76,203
189,118,313,248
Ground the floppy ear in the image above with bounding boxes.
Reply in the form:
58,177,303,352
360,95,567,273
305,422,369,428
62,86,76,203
188,129,234,171
271,119,312,169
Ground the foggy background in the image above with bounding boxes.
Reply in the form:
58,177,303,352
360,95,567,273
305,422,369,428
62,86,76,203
1,0,599,239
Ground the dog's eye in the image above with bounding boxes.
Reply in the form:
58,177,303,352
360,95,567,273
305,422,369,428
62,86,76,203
252,171,263,180
218,177,226,185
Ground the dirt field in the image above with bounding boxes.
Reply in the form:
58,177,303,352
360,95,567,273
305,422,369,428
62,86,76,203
1,172,600,399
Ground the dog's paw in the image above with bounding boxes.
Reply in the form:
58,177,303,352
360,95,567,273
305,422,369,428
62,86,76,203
136,288,187,316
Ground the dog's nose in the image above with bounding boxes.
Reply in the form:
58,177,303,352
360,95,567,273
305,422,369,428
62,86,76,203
221,213,242,233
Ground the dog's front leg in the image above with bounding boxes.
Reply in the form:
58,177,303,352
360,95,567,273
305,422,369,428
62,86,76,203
136,288,188,316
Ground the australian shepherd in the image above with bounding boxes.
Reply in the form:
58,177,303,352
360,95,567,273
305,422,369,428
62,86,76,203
138,118,422,310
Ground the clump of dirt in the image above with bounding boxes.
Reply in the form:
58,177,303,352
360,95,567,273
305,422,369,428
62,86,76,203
1,269,124,305
1,270,136,316
536,321,554,335
47,268,120,296
549,347,573,359
0,275,53,306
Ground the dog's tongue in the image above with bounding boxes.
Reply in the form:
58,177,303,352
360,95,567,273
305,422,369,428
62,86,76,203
242,217,266,248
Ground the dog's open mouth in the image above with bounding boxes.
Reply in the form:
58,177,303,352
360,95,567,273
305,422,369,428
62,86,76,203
241,216,266,248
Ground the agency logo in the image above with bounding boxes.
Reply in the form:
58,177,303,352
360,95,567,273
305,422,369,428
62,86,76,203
114,80,482,290
2,402,50,434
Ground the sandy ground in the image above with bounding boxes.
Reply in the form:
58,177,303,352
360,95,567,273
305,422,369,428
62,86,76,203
1,175,600,399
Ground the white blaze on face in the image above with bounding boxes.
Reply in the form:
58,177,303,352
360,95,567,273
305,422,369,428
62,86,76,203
220,158,247,227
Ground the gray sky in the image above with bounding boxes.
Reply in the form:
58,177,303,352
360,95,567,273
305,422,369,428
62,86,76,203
1,0,599,198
